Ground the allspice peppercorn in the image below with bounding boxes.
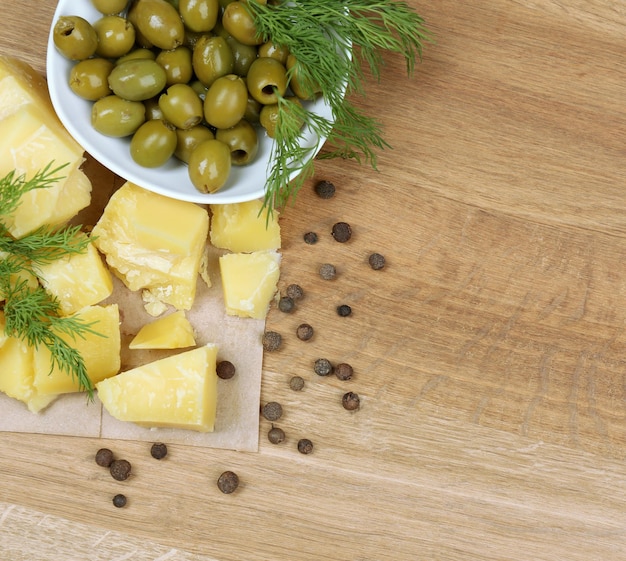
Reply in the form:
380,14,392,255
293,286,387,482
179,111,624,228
150,442,168,460
342,391,361,411
296,323,314,341
216,360,236,379
262,401,283,421
335,363,354,381
303,231,318,244
368,252,386,270
262,331,282,352
314,358,333,376
336,304,352,317
289,375,305,391
314,179,336,199
109,459,132,481
297,438,314,454
331,222,352,243
278,296,295,313
112,494,127,508
217,471,239,494
286,283,304,301
319,263,336,280
268,426,286,444
95,448,114,468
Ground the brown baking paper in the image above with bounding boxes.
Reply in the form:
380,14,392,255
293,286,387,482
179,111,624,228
0,168,269,452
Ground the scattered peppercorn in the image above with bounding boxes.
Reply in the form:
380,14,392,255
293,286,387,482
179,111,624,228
286,283,304,300
95,448,114,468
368,252,386,270
262,401,283,421
217,471,239,494
268,426,286,444
304,231,318,244
331,222,352,243
289,375,305,391
262,331,282,352
150,442,168,460
342,391,361,411
314,358,333,376
314,179,336,199
297,438,314,454
319,263,336,280
296,323,314,341
216,360,236,379
336,304,352,317
335,363,354,381
112,494,127,508
109,459,132,481
278,296,295,313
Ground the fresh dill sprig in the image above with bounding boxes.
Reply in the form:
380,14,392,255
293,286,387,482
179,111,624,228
244,0,432,211
0,163,102,398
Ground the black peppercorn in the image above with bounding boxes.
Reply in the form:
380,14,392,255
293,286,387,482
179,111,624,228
109,459,132,481
319,263,336,280
262,331,282,352
368,252,386,270
336,304,352,317
150,442,168,460
331,222,352,242
296,323,314,341
289,375,305,391
216,360,236,379
112,494,127,508
297,438,314,454
286,284,304,300
314,180,336,199
342,391,361,411
268,426,286,444
278,296,295,313
217,471,239,494
262,401,283,421
304,231,318,244
335,363,353,381
314,358,333,376
95,448,114,468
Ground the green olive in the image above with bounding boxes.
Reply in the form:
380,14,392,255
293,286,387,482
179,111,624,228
286,54,321,100
259,96,302,138
225,34,258,77
222,1,264,46
130,119,178,167
215,119,258,165
189,79,208,98
158,83,204,129
91,0,130,14
116,47,157,65
246,57,287,104
69,57,114,101
203,74,247,129
156,46,193,85
53,16,98,61
132,0,185,50
258,40,288,65
192,35,234,88
127,1,154,48
144,96,165,120
91,94,146,137
244,94,262,124
93,15,136,59
188,138,231,193
108,59,168,101
175,125,214,163
179,0,219,32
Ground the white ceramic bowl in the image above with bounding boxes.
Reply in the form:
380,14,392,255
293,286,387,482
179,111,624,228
46,0,335,204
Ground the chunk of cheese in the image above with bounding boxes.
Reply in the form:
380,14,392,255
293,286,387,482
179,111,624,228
129,310,196,349
219,251,281,319
210,199,280,253
33,304,121,395
0,316,58,413
92,182,209,312
37,234,113,316
0,56,90,238
96,344,218,432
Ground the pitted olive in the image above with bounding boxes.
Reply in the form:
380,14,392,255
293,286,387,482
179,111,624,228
175,125,214,163
203,74,248,129
222,1,264,46
192,35,234,87
158,83,204,129
179,0,219,32
130,119,178,167
216,118,258,165
108,59,168,101
188,138,232,193
93,15,136,59
92,0,130,15
69,57,114,101
91,94,146,137
156,46,194,85
132,0,185,50
53,16,99,60
246,57,287,104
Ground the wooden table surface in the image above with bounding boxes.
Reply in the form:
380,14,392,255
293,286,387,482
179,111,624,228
2,1,626,559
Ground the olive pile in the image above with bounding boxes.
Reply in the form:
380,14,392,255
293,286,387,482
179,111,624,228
53,0,311,194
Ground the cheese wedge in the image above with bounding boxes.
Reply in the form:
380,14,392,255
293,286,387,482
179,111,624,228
37,234,113,316
129,310,196,349
33,304,121,395
97,344,218,432
219,251,281,319
92,182,209,313
210,199,281,253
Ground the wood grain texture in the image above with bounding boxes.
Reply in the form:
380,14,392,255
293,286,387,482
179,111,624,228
1,1,626,559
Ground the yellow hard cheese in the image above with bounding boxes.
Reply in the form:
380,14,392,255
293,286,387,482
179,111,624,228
129,310,196,349
0,56,91,238
219,251,281,319
92,182,209,314
210,199,280,253
33,304,121,395
37,234,113,316
97,344,219,432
